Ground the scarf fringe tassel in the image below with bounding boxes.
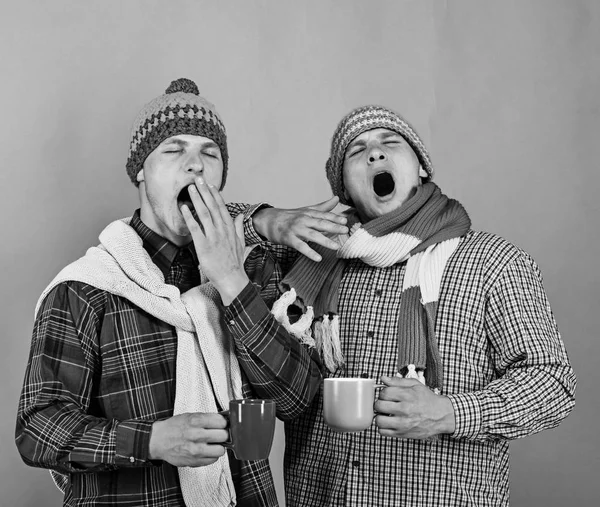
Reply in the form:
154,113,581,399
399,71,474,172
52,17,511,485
271,288,316,348
271,289,345,372
396,365,440,395
314,314,344,373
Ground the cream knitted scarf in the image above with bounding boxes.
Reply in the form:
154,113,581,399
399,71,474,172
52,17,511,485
271,183,471,391
34,218,244,507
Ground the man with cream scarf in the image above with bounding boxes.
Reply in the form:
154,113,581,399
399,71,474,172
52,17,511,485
15,78,348,507
247,105,577,506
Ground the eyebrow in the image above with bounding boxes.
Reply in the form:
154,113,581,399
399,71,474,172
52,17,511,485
346,131,402,151
379,131,402,141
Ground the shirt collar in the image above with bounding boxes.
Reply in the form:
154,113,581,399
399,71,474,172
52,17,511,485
130,209,199,279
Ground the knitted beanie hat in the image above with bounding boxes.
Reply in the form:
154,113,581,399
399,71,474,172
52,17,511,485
325,105,434,205
126,78,228,188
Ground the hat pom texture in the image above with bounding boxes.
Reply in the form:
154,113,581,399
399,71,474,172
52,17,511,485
165,78,200,95
126,78,228,187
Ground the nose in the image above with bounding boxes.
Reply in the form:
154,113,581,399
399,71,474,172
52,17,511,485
184,151,204,175
367,145,387,164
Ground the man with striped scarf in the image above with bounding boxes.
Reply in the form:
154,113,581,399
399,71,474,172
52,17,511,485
246,105,577,506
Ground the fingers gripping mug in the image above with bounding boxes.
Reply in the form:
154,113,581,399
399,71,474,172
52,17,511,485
323,378,384,432
221,399,276,460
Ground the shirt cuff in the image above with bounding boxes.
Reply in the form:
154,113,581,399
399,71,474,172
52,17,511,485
241,203,272,244
114,419,155,466
446,392,482,440
223,281,271,339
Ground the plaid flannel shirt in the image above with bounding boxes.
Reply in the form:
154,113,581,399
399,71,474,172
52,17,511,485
16,207,322,507
239,226,576,507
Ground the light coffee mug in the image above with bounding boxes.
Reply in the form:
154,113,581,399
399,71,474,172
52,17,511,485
221,399,276,460
323,378,384,432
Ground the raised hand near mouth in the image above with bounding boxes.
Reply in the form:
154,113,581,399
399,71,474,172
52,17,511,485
251,197,349,262
180,176,249,305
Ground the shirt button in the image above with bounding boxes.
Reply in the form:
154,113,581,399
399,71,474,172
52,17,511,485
352,460,360,468
129,456,135,463
367,330,374,338
229,320,235,326
360,372,369,378
374,288,382,297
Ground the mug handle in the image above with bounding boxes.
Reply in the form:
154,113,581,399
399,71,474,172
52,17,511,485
218,409,234,449
373,384,387,418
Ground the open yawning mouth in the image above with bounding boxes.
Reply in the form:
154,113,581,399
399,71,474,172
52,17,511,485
177,186,195,212
373,171,395,197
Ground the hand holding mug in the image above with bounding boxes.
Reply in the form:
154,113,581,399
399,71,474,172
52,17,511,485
148,412,229,467
374,375,456,439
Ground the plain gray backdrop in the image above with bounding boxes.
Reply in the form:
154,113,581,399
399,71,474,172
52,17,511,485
1,1,598,505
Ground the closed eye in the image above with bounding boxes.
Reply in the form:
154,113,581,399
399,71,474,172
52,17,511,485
347,147,365,158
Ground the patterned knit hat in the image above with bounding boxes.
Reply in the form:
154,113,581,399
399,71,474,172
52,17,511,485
325,105,434,205
126,78,228,188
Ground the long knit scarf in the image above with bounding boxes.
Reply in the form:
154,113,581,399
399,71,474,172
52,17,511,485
34,218,245,507
271,183,471,391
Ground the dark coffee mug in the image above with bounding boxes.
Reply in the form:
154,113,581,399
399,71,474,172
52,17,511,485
221,399,276,460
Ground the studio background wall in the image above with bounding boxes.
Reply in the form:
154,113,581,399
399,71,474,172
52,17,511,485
1,1,598,505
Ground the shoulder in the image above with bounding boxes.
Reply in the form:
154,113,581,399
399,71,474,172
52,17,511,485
38,281,108,325
450,230,542,288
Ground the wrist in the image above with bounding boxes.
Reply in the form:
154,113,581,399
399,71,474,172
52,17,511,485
251,208,270,240
214,271,250,306
148,420,164,461
437,396,456,435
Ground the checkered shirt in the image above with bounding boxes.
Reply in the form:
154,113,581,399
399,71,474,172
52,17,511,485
16,207,322,507
246,229,576,507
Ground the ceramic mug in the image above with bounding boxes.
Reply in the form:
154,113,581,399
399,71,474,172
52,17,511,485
221,399,276,460
323,378,384,432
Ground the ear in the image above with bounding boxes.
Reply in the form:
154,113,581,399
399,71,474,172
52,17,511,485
136,170,145,183
418,165,428,178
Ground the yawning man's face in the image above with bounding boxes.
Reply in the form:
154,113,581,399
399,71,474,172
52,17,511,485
137,134,224,246
342,128,424,222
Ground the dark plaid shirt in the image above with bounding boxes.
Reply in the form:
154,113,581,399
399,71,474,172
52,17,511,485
248,230,576,507
16,208,322,507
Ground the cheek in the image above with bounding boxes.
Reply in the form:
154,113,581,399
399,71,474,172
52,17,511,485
205,161,224,187
343,167,367,198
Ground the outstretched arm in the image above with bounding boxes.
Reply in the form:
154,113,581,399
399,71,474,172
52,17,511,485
227,197,348,267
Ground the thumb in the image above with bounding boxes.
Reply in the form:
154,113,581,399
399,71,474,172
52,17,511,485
308,196,339,212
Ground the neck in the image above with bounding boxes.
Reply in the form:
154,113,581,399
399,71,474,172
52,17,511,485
139,208,193,247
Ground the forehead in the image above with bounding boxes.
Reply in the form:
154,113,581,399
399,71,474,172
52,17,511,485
159,134,218,147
